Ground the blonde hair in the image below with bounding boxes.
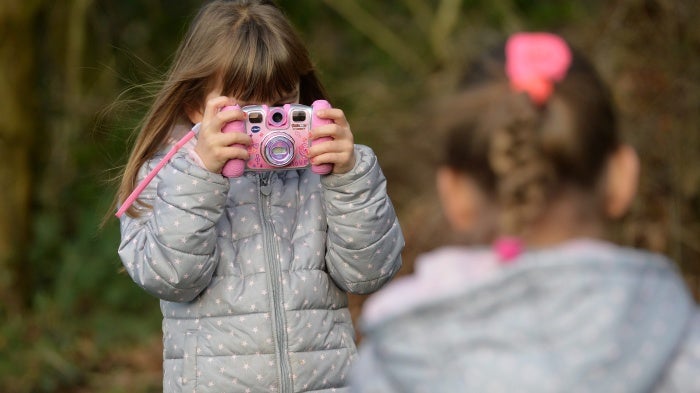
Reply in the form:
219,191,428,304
115,0,327,217
442,41,618,237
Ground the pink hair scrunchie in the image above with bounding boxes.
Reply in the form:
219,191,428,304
505,32,572,105
494,236,524,264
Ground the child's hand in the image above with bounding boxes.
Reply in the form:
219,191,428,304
194,96,251,174
308,107,356,174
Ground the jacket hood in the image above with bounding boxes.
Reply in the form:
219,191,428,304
356,240,695,392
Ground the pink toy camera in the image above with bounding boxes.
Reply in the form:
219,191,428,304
221,99,333,177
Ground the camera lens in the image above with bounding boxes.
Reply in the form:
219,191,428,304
267,107,287,128
262,133,295,167
271,111,284,124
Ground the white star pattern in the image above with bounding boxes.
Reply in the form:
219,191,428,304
119,148,401,391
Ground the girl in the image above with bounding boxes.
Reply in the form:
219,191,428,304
115,1,404,392
350,33,700,392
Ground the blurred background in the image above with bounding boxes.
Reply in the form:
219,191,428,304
1,0,698,391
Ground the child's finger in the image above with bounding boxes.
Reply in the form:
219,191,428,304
316,108,348,127
199,97,238,134
311,121,354,140
203,96,233,118
308,137,333,158
218,129,252,147
308,137,353,160
310,123,337,140
217,104,246,125
218,145,250,161
311,149,355,174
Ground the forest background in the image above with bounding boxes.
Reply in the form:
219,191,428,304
1,0,699,391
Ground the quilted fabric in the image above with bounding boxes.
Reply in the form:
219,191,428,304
118,138,404,393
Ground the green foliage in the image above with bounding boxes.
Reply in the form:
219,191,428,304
2,0,699,391
0,1,197,391
1,120,163,391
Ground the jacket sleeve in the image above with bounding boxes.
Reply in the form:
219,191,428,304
320,144,404,294
117,153,229,302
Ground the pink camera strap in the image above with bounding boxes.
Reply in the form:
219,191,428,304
115,124,200,218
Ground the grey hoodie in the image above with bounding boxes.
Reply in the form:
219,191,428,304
118,141,404,393
351,240,700,393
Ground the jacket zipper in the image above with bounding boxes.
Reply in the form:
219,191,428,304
258,172,293,393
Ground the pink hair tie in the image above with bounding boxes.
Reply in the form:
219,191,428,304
494,237,524,264
505,32,572,105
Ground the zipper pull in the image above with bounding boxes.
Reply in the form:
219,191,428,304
260,173,272,196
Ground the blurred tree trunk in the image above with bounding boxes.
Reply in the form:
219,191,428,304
0,2,43,313
43,0,92,199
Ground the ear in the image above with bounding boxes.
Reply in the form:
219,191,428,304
185,103,204,124
604,144,640,218
436,167,483,232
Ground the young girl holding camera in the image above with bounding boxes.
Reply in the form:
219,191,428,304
350,33,700,392
115,1,403,392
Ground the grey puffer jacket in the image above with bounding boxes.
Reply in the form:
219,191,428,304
118,140,404,393
351,240,700,393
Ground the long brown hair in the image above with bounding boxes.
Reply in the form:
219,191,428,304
441,38,618,237
115,0,328,217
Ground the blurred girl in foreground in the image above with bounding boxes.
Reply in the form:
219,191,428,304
350,32,700,393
